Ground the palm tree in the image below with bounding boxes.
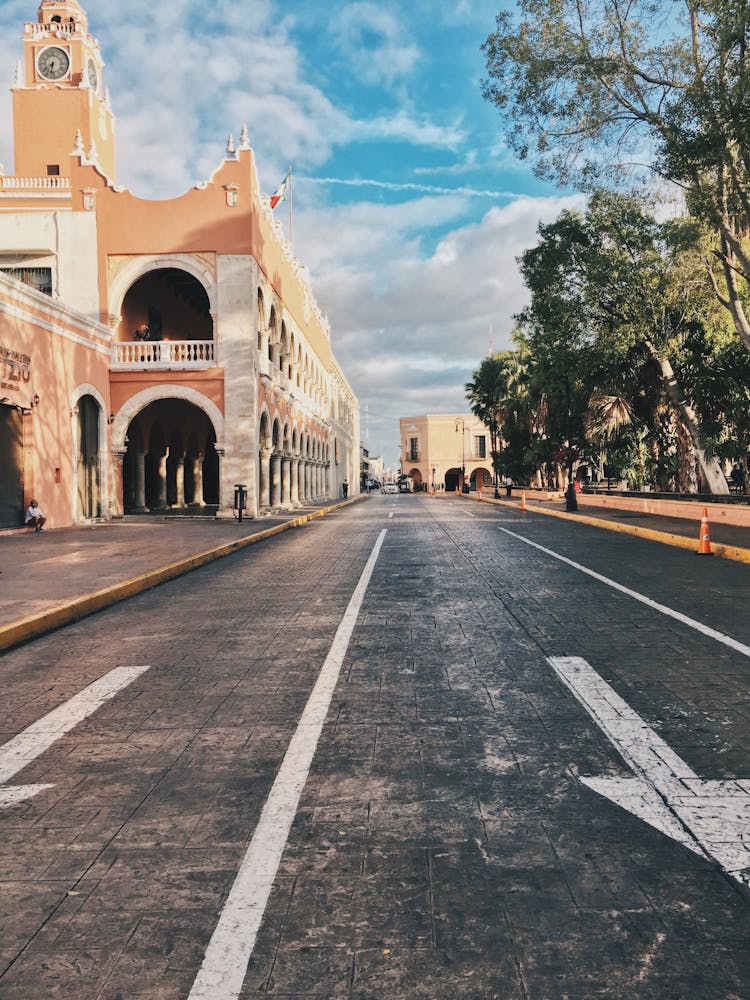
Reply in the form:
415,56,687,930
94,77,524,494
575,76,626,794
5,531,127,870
465,354,512,497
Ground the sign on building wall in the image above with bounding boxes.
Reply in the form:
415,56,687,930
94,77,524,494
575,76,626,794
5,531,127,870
0,345,32,399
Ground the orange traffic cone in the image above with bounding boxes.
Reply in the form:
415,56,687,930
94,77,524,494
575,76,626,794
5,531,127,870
698,506,712,555
520,491,527,511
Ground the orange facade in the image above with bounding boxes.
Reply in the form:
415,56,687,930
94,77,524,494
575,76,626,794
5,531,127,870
0,0,359,529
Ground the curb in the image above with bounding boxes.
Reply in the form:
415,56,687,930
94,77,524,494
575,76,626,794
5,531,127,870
0,496,367,655
469,493,750,566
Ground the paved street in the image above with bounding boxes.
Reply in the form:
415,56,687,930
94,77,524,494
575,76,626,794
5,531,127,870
2,494,750,999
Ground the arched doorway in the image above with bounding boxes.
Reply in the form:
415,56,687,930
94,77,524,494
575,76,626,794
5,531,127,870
445,467,462,493
470,467,492,491
0,403,24,527
408,468,423,486
122,398,218,513
77,394,101,519
116,268,213,353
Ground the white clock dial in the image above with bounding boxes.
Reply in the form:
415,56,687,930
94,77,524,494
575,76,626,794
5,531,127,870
37,46,70,81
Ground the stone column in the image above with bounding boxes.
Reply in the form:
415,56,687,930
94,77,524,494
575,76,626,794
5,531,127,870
189,455,205,506
112,448,127,518
173,456,186,508
304,461,311,501
132,450,147,512
259,448,271,508
291,457,300,506
271,452,282,507
155,450,168,509
281,455,292,506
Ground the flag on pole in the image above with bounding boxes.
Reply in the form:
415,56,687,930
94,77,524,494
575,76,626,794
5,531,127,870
270,171,290,209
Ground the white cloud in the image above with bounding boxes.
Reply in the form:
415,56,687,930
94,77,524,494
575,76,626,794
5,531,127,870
0,0,581,462
333,3,421,89
295,193,586,453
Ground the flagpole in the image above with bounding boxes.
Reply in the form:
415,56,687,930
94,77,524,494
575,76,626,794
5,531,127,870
289,164,293,251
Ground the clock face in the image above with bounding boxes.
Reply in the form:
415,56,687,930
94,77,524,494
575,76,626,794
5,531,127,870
87,59,98,93
37,46,70,81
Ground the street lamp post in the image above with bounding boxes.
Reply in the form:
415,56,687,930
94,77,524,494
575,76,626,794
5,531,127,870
455,418,466,493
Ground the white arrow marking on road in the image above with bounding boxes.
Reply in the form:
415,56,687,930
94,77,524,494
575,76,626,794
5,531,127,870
0,665,150,809
549,656,750,887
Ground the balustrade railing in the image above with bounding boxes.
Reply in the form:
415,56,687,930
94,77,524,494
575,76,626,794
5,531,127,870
0,176,71,191
112,340,215,369
25,22,81,38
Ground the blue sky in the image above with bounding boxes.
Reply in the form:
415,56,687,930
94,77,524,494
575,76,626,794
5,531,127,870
0,0,583,468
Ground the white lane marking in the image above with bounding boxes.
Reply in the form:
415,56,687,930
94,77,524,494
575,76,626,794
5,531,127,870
498,526,750,659
549,656,750,886
466,512,476,518
189,530,387,1000
0,665,150,808
388,512,394,519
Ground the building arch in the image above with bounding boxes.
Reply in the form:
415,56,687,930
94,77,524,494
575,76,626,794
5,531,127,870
108,254,216,328
445,468,462,493
122,397,218,512
258,405,272,450
111,385,224,454
71,383,109,523
470,467,492,490
257,288,266,349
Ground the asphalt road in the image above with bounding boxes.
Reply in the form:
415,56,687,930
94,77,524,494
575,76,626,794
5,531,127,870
2,494,750,999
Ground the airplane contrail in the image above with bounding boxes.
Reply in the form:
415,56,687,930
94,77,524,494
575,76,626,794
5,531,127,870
297,176,520,199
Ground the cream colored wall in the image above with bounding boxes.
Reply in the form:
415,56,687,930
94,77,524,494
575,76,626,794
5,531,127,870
400,413,494,489
0,211,100,319
216,254,258,517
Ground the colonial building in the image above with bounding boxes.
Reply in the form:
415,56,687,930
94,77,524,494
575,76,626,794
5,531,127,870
400,413,494,492
0,0,359,530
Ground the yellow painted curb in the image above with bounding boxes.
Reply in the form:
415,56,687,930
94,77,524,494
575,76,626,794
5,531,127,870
472,493,750,566
0,496,366,655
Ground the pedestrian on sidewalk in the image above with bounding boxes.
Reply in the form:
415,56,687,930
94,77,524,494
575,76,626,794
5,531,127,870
504,475,513,497
25,499,46,532
342,479,349,499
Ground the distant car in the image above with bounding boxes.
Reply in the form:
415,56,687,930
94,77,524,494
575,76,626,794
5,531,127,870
382,483,398,494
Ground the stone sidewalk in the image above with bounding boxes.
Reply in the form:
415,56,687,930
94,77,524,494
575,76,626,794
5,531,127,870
460,491,750,561
0,499,364,651
3,491,750,654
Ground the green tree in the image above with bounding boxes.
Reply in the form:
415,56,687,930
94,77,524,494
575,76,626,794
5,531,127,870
465,353,513,495
516,191,728,491
483,1,750,352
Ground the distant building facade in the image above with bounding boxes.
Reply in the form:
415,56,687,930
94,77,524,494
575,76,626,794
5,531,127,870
399,413,494,492
0,0,359,529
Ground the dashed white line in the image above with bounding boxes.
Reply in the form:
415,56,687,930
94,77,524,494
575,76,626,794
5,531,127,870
498,526,750,659
0,665,151,808
189,530,388,1000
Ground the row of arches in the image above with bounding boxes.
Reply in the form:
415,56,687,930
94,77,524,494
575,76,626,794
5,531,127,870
258,410,331,509
406,467,493,492
257,290,327,409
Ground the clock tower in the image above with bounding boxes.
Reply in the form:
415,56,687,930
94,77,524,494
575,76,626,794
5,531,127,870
12,0,116,180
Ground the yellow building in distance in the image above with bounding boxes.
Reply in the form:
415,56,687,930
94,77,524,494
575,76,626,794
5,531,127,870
399,413,495,493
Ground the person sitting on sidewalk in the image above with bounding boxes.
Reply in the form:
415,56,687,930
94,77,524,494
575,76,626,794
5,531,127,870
24,499,46,532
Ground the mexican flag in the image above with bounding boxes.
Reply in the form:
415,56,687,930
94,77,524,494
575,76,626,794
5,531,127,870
270,171,290,209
